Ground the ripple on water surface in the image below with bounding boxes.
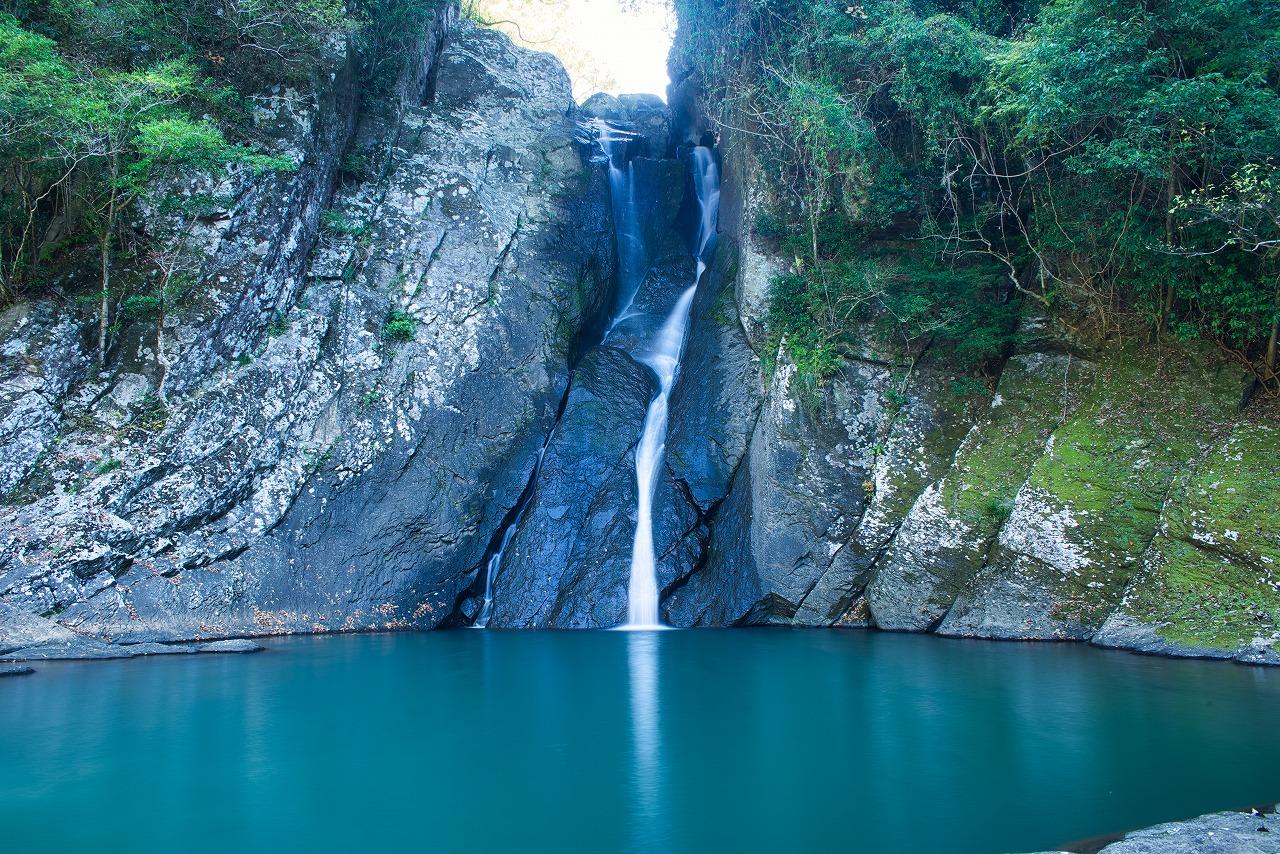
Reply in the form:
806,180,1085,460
1,629,1277,853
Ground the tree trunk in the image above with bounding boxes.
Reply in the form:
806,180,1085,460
1267,280,1279,382
155,297,169,405
1159,138,1179,337
98,155,119,368
1266,317,1278,381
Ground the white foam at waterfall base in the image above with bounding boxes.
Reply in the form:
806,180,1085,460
623,146,720,628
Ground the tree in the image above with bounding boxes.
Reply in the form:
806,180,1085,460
77,61,239,365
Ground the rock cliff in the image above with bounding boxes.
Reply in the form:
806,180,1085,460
1,8,1276,667
655,39,1279,665
0,14,616,657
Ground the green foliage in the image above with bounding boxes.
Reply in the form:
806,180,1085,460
677,0,1280,380
766,244,1019,385
0,11,301,309
382,308,417,342
982,496,1014,524
120,294,161,320
93,458,122,476
321,209,365,236
0,1,440,309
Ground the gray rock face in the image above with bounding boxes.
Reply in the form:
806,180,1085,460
1041,808,1280,854
668,353,884,625
665,238,762,514
0,303,90,496
0,17,616,649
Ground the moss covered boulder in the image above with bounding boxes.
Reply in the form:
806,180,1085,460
939,346,1242,640
866,352,1093,631
1093,420,1280,662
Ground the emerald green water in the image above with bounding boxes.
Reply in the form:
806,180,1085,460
2,630,1276,853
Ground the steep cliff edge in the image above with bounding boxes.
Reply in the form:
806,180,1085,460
0,15,616,656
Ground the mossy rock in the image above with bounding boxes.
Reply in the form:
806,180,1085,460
941,343,1242,639
867,351,1091,630
1106,422,1280,653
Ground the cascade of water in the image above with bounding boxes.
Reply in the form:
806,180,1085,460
592,120,647,337
624,145,720,629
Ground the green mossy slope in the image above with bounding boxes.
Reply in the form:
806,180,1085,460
1106,421,1280,654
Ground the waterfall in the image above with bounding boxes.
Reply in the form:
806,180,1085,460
478,123,719,629
624,145,720,628
592,120,647,335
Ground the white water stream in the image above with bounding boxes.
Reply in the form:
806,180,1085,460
624,145,719,628
474,124,719,629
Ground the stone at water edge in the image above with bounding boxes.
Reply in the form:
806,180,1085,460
0,665,35,677
197,639,264,654
1017,808,1280,854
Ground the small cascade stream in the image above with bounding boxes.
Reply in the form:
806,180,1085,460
624,145,720,628
595,121,649,335
473,441,551,628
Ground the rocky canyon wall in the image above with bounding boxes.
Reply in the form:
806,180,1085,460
658,33,1280,666
1,7,1276,667
0,12,617,657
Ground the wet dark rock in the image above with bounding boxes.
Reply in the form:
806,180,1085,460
665,245,762,513
666,355,886,626
488,347,655,627
0,665,34,676
580,92,671,159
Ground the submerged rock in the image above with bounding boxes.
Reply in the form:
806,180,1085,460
197,639,265,654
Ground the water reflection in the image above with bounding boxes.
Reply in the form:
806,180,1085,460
627,630,662,850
